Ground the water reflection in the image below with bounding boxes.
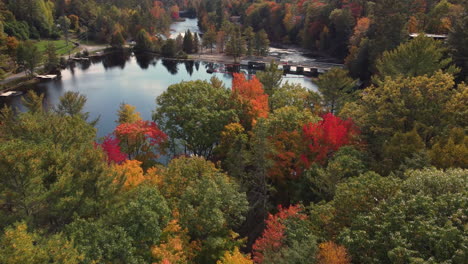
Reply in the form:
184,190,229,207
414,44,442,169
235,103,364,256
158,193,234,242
162,59,179,75
1,54,318,138
135,53,157,69
102,51,130,70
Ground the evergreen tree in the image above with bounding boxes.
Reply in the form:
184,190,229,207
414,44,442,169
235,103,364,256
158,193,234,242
244,26,255,56
449,11,468,81
202,27,217,53
44,41,59,73
225,26,246,62
183,29,194,54
255,30,270,56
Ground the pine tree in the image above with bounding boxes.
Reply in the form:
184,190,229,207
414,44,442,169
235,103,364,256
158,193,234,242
183,30,193,54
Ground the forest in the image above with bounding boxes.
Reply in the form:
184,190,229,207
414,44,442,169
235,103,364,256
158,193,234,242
0,0,467,264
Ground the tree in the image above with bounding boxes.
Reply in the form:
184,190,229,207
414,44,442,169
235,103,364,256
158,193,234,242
44,42,59,73
135,29,153,52
254,30,269,56
0,222,83,264
375,35,458,83
153,79,237,157
270,82,318,111
162,39,177,57
58,16,71,46
449,11,468,81
225,26,246,62
316,242,351,264
193,33,199,53
55,91,97,125
0,107,118,230
217,247,253,264
256,61,283,96
315,68,356,114
99,136,127,164
114,119,168,164
183,29,194,54
244,26,255,56
341,72,466,172
158,157,248,263
17,40,42,76
111,30,125,49
338,169,467,263
202,26,217,53
116,103,142,124
301,113,359,166
252,205,317,264
232,73,269,128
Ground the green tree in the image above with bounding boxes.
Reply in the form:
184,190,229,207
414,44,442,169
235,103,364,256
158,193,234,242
153,79,237,157
58,16,71,46
135,28,152,52
254,30,269,56
339,169,467,264
256,61,283,96
270,82,319,111
44,41,59,72
225,26,245,63
341,72,467,173
449,11,468,81
244,26,255,56
16,40,42,76
183,29,194,54
55,91,96,124
0,105,118,230
375,35,458,83
111,30,125,49
162,39,177,57
0,222,83,264
203,26,217,53
159,156,248,263
316,68,356,114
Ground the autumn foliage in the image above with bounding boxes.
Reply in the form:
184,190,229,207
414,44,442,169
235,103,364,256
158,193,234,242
316,241,351,264
115,120,167,161
252,205,306,263
301,113,359,166
232,73,269,126
99,136,127,164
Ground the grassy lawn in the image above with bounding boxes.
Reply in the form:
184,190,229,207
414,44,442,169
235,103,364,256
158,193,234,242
35,39,77,56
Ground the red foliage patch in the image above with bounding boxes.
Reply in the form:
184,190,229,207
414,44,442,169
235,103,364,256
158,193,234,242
253,205,307,263
301,113,359,166
99,136,127,164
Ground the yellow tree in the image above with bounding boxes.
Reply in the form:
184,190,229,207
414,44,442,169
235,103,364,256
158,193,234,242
217,247,253,264
316,241,351,264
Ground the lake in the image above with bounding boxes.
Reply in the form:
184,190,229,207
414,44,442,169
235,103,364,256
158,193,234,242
1,53,318,138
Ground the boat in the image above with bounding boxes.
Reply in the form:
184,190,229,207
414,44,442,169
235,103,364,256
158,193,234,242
0,91,23,97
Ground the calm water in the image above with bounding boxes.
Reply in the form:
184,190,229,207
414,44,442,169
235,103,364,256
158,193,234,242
1,53,318,138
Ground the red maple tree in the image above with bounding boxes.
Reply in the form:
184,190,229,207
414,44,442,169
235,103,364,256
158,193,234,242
252,205,306,263
99,136,127,164
115,120,167,160
301,113,359,166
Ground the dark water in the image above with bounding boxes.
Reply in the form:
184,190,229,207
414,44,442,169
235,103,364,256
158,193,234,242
1,53,318,138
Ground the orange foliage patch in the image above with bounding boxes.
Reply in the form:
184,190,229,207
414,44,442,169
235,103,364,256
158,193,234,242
232,73,269,126
316,241,351,264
